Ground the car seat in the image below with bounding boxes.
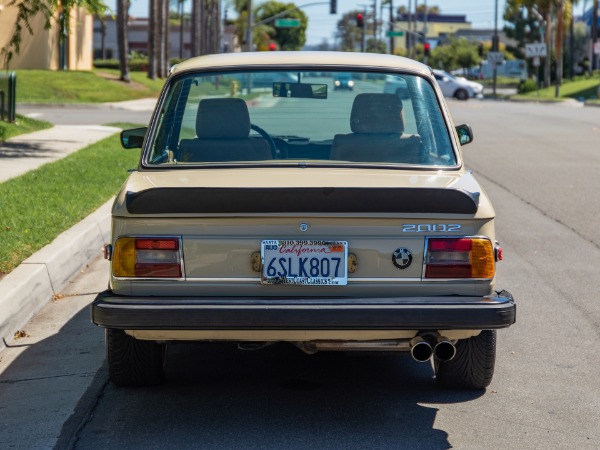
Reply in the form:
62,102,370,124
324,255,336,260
179,98,271,162
330,93,423,164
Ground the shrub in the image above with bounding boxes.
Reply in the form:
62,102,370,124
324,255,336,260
518,78,537,94
94,59,149,71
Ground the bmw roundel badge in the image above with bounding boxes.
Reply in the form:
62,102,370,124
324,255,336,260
392,248,413,270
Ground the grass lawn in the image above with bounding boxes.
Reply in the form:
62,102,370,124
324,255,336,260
0,124,142,275
15,70,165,103
514,76,600,101
0,114,52,141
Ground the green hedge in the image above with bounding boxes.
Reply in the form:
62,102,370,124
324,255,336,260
94,58,186,72
94,59,149,71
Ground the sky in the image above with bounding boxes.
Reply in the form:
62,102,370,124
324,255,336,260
109,0,589,46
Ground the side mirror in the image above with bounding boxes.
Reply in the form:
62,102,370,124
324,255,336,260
456,124,473,146
120,127,147,149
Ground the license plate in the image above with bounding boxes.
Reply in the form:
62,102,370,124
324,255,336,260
261,240,348,285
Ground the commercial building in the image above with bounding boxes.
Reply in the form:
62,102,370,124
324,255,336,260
392,13,471,53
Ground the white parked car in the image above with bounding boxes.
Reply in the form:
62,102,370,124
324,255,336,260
433,69,484,100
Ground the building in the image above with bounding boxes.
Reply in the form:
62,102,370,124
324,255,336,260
0,3,93,70
392,13,472,53
439,29,516,47
93,16,240,60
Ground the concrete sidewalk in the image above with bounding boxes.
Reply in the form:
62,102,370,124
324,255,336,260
0,123,121,350
0,125,121,183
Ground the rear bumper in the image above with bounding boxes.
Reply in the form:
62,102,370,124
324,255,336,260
91,290,516,331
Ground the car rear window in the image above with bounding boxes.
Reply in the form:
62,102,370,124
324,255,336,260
145,69,457,168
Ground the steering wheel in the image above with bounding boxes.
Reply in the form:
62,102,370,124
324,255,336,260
250,124,277,158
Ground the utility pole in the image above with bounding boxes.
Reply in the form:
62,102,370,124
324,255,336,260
389,0,394,54
493,0,498,97
362,9,366,52
407,0,412,58
424,0,428,41
179,0,184,59
371,0,377,49
569,3,574,79
544,5,552,87
246,0,253,51
593,0,598,70
555,0,564,98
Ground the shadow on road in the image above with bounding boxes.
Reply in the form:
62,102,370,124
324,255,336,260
71,341,485,449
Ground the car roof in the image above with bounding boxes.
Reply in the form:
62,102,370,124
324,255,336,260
171,51,432,76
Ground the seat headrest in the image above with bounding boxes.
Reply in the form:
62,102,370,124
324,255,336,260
196,98,250,139
350,93,404,134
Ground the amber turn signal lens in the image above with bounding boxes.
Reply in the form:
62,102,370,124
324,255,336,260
113,237,136,277
470,238,495,279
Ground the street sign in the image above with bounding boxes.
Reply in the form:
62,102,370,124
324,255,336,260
525,42,547,58
594,41,600,55
487,52,504,64
385,31,405,37
274,18,300,28
532,56,540,67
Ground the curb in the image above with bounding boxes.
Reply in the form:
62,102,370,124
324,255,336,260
0,198,113,351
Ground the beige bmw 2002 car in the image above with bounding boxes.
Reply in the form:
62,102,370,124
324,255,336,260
92,52,516,389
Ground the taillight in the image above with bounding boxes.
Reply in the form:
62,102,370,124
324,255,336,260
425,237,495,279
113,237,182,278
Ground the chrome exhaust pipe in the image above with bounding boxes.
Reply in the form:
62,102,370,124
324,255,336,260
409,336,433,362
434,337,456,362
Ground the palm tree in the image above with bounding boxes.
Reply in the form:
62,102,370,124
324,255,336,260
116,0,130,81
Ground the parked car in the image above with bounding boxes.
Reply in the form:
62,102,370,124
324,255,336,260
92,52,515,389
433,69,484,100
333,73,355,90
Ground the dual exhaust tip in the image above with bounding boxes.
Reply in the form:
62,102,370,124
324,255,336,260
410,335,456,363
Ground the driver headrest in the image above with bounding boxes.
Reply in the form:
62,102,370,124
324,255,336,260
196,98,250,139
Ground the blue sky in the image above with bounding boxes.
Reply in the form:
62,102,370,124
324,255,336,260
109,1,512,45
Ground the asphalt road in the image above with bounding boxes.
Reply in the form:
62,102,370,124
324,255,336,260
3,99,600,449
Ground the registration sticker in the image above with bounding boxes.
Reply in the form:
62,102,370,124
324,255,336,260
261,240,348,285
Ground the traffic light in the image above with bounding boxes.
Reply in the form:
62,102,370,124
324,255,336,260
269,42,276,51
424,42,430,57
330,0,337,14
356,13,364,28
478,43,484,57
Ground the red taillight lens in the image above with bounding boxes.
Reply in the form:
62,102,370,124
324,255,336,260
425,238,495,279
135,239,179,251
113,237,182,278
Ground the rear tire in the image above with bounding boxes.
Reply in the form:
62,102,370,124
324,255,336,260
435,330,496,389
106,328,166,387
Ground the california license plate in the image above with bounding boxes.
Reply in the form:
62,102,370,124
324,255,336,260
261,240,348,285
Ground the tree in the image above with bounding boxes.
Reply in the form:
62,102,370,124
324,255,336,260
116,0,130,81
1,0,107,68
503,0,543,58
191,0,202,56
366,38,387,54
336,10,364,52
503,0,579,90
254,1,308,51
416,4,440,14
428,38,482,72
148,0,158,79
